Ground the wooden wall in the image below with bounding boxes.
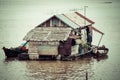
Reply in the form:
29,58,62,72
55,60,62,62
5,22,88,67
38,16,69,27
28,41,59,57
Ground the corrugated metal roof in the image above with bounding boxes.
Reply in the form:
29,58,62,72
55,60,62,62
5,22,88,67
24,27,71,41
55,14,79,29
36,12,94,29
63,12,92,27
75,12,94,24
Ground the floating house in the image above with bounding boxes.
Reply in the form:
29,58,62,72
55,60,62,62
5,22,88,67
24,27,72,59
24,12,104,60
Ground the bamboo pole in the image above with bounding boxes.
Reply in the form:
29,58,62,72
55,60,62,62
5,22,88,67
98,35,103,47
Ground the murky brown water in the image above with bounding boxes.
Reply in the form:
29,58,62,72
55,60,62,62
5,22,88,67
0,0,120,80
1,57,96,80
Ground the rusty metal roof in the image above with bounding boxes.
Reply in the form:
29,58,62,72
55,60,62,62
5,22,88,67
55,14,79,29
55,12,94,28
63,12,94,27
36,12,94,29
24,27,71,41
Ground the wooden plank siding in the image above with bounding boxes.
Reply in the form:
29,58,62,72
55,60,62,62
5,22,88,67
28,41,59,56
38,16,70,27
46,20,50,27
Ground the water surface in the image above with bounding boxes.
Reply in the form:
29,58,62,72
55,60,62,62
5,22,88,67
0,0,120,80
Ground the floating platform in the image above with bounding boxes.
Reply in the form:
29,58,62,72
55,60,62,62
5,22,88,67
2,45,109,61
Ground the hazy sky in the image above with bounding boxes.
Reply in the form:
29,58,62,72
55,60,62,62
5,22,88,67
0,0,120,45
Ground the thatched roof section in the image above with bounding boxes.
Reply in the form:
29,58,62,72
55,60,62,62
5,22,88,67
23,27,72,41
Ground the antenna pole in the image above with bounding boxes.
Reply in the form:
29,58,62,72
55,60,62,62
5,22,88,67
83,6,88,41
84,6,88,26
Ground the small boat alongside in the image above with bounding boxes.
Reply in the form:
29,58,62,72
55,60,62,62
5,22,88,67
2,46,28,58
2,41,29,58
92,45,109,57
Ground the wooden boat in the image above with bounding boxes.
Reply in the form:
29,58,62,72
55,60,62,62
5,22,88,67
2,41,29,58
92,45,109,57
2,46,28,58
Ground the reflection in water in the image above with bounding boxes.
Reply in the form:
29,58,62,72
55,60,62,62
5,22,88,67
1,56,108,80
93,55,108,62
25,58,95,80
4,58,18,62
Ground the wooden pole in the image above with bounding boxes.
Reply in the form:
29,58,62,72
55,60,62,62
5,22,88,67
84,6,88,41
86,71,88,80
84,6,88,26
98,35,103,47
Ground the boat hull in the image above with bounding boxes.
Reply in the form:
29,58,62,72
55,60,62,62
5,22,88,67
92,47,109,57
2,47,28,58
